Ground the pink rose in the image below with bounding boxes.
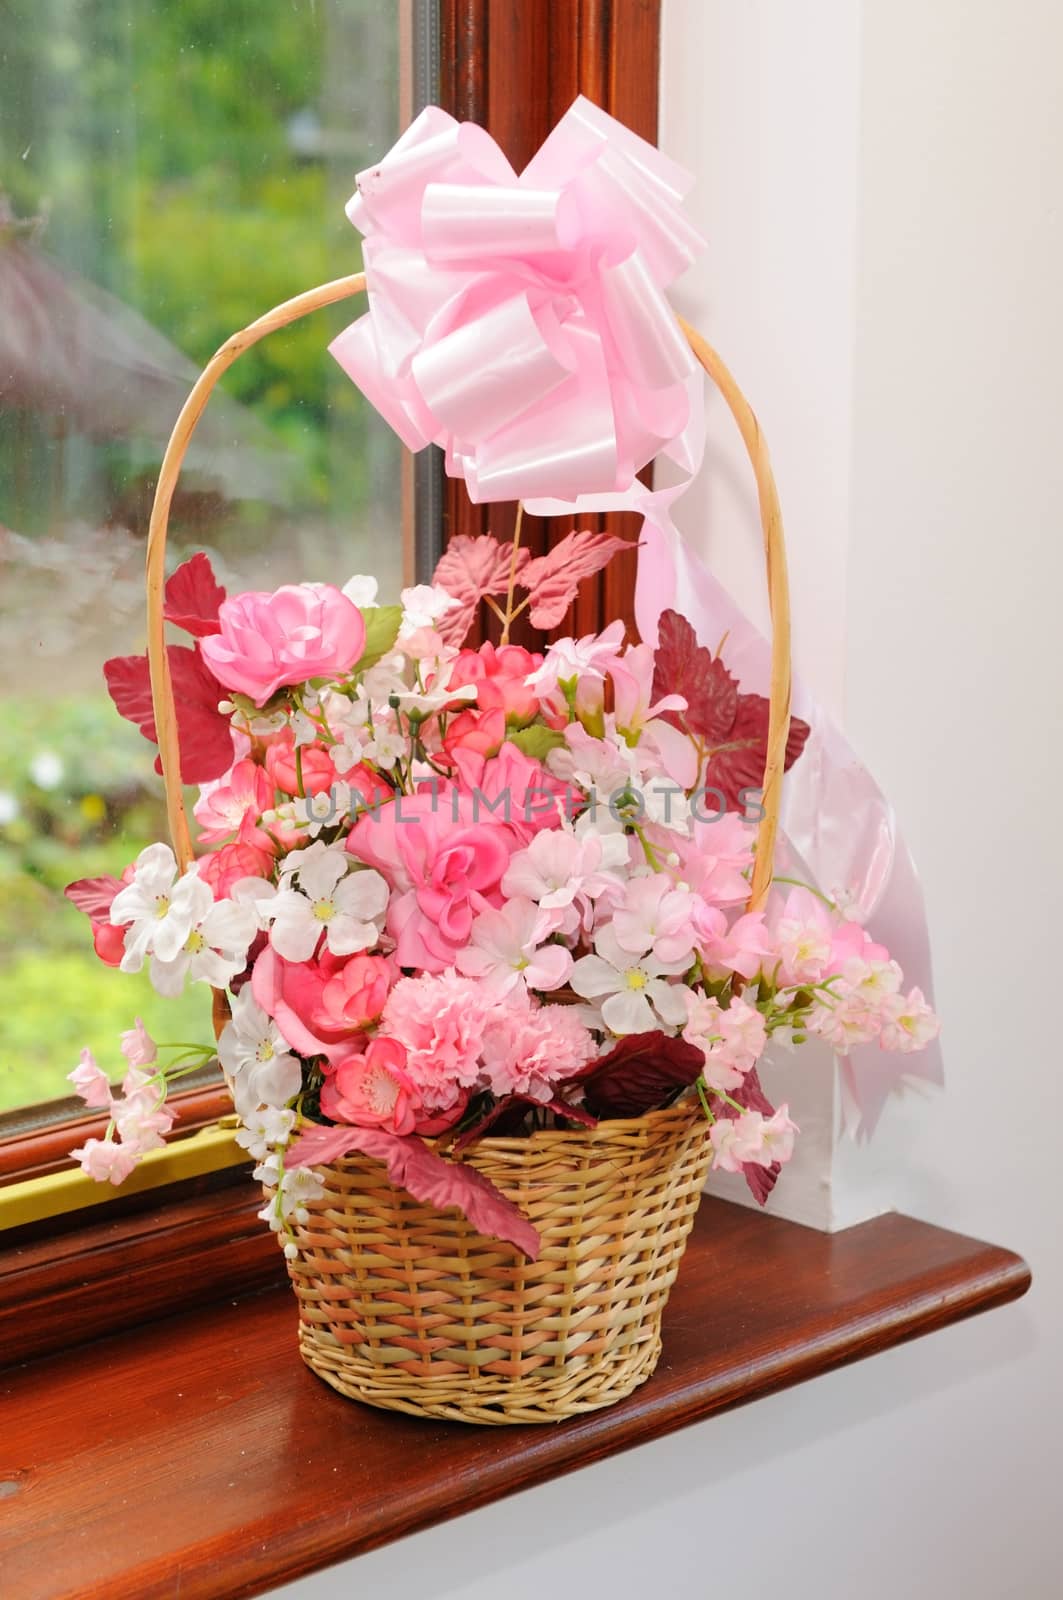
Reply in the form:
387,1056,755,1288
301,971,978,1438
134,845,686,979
251,945,393,1067
199,583,366,706
264,732,337,797
320,1037,420,1135
441,707,506,764
449,743,567,843
448,642,544,724
198,838,276,898
346,787,514,971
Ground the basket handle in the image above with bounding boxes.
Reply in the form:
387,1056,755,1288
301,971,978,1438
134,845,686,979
145,278,792,981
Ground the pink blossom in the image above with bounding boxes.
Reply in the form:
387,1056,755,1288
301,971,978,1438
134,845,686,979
112,1085,174,1153
607,643,698,788
771,886,835,987
673,813,756,907
710,1106,797,1172
694,906,773,982
683,993,767,1089
194,759,273,844
611,874,698,966
480,995,597,1101
346,788,514,970
455,897,573,996
264,732,337,797
524,621,626,700
501,825,626,934
320,1037,421,1135
399,625,448,661
198,837,277,898
879,988,940,1053
119,1018,157,1069
71,1137,140,1185
199,583,366,706
380,972,493,1111
68,1049,113,1109
252,945,392,1067
448,642,544,724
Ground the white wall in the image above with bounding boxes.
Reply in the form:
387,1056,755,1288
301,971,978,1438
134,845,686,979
273,3,1062,1595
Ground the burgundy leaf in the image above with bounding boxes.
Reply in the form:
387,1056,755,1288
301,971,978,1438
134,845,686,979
517,529,631,630
163,552,226,638
452,1094,598,1154
652,608,738,743
64,875,122,922
104,646,234,784
285,1123,540,1259
431,534,530,646
703,694,811,814
568,1030,706,1119
706,1066,782,1205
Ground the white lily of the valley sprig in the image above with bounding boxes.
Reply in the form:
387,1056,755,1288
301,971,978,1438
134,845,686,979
293,780,352,839
218,987,302,1120
570,923,691,1036
109,843,258,997
265,842,388,961
235,1105,297,1162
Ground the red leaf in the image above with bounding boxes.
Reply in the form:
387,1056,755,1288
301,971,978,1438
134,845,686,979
567,1030,706,1119
104,646,234,784
452,1093,598,1154
703,695,810,814
517,529,631,630
652,609,810,811
431,534,530,646
163,553,226,638
652,609,738,742
707,1066,781,1205
64,875,122,922
285,1123,540,1259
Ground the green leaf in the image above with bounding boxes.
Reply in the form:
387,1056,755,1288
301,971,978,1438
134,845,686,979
353,606,403,672
508,724,567,760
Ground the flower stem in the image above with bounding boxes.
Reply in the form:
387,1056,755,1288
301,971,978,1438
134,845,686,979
499,501,525,645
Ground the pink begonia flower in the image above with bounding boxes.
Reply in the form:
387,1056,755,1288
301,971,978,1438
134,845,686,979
119,1018,157,1070
380,972,494,1110
320,1037,421,1135
449,744,568,843
480,995,597,1101
501,825,626,935
71,1137,140,1186
694,906,774,983
673,812,756,907
455,896,573,996
770,886,836,987
448,642,544,725
607,642,698,789
611,873,698,966
683,993,767,1091
194,759,274,844
879,988,940,1053
198,837,277,899
68,1048,113,1109
571,924,691,1036
347,788,514,971
252,945,389,1068
264,732,338,798
442,706,506,764
199,583,366,707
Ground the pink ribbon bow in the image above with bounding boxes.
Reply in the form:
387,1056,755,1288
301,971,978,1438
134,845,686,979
330,96,706,504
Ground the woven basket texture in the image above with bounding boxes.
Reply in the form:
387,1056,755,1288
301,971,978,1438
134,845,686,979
284,1099,714,1424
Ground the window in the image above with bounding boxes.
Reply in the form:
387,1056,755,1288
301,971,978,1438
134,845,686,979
0,0,404,1120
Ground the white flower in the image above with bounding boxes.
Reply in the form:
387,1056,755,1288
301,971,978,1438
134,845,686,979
393,658,476,718
219,988,302,1118
293,781,352,838
361,726,406,769
399,583,458,631
525,620,626,697
570,923,690,1035
265,843,388,961
455,897,572,996
235,1105,297,1161
110,845,257,994
342,574,379,609
255,1157,326,1228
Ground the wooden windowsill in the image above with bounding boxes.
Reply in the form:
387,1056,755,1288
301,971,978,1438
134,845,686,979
0,1198,1029,1600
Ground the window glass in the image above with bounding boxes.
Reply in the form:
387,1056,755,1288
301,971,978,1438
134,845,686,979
0,0,402,1114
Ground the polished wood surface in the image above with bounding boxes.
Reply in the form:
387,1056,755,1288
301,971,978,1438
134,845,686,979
0,1199,1029,1600
438,0,660,643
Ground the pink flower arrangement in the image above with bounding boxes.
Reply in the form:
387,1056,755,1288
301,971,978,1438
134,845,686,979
67,539,939,1256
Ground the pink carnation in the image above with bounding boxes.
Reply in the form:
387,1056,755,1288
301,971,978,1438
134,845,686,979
380,972,492,1111
199,583,366,706
480,996,596,1102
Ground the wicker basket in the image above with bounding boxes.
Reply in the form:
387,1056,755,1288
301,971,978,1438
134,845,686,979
143,271,791,1424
